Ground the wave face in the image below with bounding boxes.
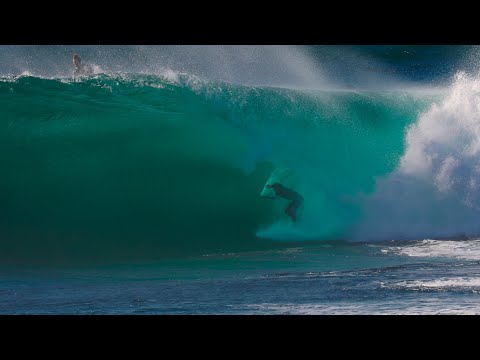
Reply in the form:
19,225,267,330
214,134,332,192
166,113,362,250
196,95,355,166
0,74,435,264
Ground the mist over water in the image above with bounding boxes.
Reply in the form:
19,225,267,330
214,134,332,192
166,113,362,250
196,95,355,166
0,45,470,88
0,45,327,88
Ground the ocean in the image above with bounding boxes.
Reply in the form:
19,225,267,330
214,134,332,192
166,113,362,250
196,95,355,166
2,45,480,314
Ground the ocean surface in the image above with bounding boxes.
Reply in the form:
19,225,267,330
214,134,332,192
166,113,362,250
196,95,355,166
2,45,480,314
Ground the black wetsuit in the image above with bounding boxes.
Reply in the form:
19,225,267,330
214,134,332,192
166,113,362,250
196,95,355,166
270,182,303,222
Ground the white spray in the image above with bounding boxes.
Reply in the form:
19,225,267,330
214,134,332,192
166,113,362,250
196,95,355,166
354,72,480,241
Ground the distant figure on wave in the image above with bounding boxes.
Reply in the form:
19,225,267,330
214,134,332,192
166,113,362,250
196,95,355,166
72,53,94,77
266,182,303,222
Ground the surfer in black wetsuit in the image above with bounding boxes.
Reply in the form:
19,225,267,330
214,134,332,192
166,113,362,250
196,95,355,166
72,54,94,77
266,182,303,222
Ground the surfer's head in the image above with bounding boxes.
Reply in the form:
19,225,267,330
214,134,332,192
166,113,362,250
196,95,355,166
73,54,81,67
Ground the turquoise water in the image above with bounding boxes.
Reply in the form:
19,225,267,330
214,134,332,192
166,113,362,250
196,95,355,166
0,74,436,265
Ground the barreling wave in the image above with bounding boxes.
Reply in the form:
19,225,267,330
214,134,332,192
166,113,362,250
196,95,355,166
0,73,437,264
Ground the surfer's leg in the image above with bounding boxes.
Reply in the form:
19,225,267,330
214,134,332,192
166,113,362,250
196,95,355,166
285,202,297,222
288,196,303,222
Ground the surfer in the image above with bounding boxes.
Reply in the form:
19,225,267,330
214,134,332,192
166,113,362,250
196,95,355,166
72,54,94,77
266,183,303,222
